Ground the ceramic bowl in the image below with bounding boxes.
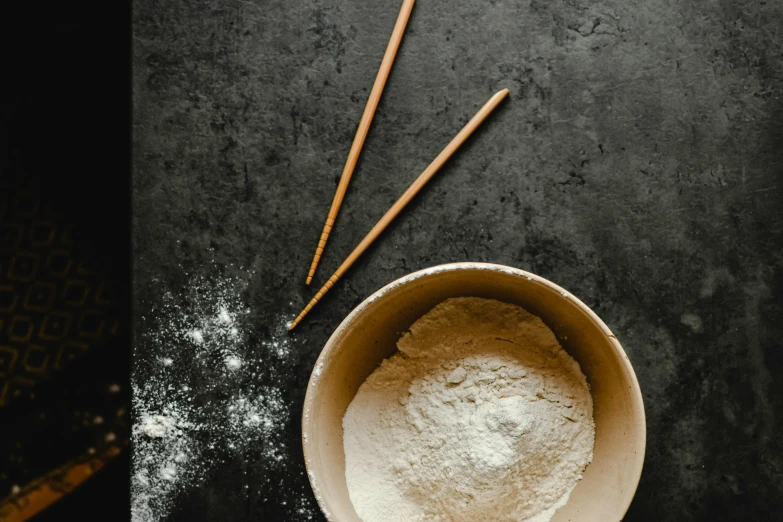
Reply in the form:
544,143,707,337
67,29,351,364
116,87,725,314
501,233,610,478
302,262,645,521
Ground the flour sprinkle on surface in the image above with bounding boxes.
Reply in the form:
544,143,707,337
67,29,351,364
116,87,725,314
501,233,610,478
131,274,309,522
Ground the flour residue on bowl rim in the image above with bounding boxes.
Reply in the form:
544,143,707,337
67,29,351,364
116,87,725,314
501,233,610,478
310,362,325,387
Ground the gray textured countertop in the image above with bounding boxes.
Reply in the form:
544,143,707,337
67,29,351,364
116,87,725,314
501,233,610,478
132,0,783,519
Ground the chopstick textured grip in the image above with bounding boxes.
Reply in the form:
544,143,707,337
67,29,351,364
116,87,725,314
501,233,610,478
304,0,415,285
290,274,341,329
306,217,336,285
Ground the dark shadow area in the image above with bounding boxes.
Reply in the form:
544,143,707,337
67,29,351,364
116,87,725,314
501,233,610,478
0,1,131,520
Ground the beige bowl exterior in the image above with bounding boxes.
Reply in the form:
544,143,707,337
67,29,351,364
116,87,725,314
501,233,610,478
302,262,645,522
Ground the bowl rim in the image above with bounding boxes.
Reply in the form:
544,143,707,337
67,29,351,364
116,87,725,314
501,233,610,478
302,261,646,521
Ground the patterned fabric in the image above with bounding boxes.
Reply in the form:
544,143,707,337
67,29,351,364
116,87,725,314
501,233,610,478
0,174,129,520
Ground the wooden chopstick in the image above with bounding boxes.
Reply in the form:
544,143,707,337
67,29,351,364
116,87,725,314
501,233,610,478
289,88,510,330
306,0,416,285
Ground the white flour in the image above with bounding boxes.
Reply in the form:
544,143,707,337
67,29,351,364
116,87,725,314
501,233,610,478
225,355,243,370
343,297,595,522
131,274,315,522
139,414,177,439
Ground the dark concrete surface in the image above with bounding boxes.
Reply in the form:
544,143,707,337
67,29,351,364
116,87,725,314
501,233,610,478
132,0,783,520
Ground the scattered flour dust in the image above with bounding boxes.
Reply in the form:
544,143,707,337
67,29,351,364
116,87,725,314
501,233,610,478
225,355,243,371
131,273,313,522
139,414,178,439
343,297,595,522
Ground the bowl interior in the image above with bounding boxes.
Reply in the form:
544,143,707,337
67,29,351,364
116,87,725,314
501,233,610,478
302,264,645,522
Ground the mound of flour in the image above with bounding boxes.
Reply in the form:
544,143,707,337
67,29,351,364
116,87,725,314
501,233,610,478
343,297,594,522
